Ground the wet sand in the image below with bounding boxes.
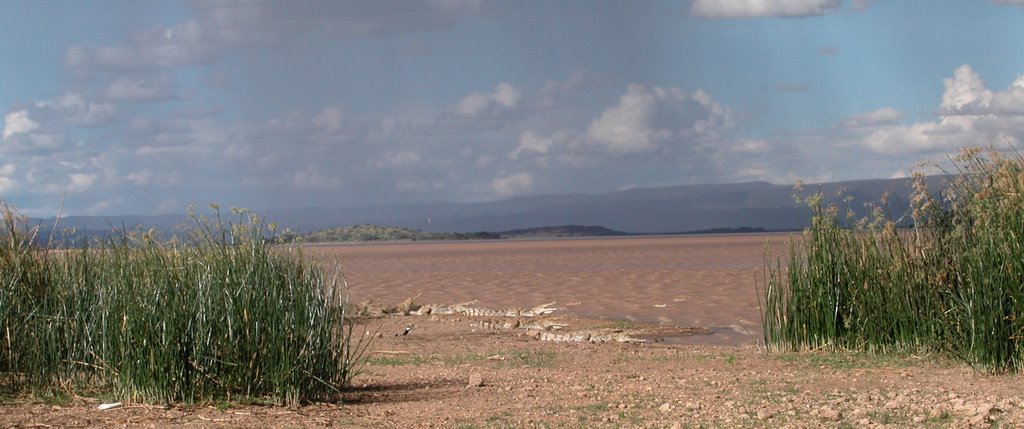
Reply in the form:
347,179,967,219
312,233,792,345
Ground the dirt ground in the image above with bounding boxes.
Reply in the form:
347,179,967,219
3,236,1023,427
2,314,1023,428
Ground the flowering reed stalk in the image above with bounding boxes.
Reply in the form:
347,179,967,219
764,147,1024,372
0,205,369,404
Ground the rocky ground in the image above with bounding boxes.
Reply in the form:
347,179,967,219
2,314,1022,428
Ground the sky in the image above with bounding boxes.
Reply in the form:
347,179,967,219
2,0,1024,216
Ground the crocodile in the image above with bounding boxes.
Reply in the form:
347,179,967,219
475,317,570,331
535,330,647,343
351,298,558,318
350,297,710,344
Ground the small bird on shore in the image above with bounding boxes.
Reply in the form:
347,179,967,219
397,325,413,337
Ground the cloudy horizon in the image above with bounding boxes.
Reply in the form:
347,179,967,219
3,1,1024,216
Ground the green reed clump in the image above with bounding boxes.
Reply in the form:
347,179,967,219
763,192,944,353
764,147,1024,372
765,146,1024,370
0,204,369,404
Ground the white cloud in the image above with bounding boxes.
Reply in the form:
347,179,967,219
491,172,533,198
194,0,483,41
508,131,554,159
860,65,1024,154
312,106,345,133
455,83,522,118
0,164,16,193
3,110,39,139
65,20,220,71
585,84,733,153
536,71,593,109
728,139,769,153
36,93,117,125
475,155,494,167
691,0,841,19
938,65,1024,116
940,65,994,114
67,173,97,193
0,177,16,194
837,107,904,128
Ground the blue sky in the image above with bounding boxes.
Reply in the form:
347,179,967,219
3,0,1024,216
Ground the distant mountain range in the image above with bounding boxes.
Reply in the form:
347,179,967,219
298,224,630,242
32,176,947,241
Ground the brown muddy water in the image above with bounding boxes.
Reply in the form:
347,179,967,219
311,233,794,346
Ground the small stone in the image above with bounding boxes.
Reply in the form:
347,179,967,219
659,402,673,412
467,373,484,388
618,403,627,410
929,406,950,419
818,406,842,421
756,410,773,420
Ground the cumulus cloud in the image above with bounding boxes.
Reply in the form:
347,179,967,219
860,65,1024,154
3,110,39,139
312,106,345,133
454,83,522,118
691,0,841,19
35,93,117,125
67,173,97,193
508,131,554,159
0,164,17,193
491,172,533,198
585,84,733,154
535,71,595,109
837,107,904,128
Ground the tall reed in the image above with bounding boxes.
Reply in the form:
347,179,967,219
764,147,1024,372
0,204,369,404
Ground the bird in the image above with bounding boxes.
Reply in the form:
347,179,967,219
396,325,413,337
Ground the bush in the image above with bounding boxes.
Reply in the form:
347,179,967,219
763,147,1024,372
0,204,369,404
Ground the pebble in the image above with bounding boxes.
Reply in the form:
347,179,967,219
818,406,843,421
659,402,673,412
467,373,484,388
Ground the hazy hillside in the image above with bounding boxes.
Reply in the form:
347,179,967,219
33,176,947,239
300,224,499,242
